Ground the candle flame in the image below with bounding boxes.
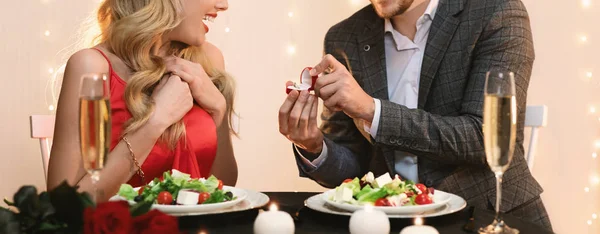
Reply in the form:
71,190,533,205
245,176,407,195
414,217,423,225
269,203,278,211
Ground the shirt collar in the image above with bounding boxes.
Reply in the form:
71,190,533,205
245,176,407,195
384,0,439,50
384,0,439,34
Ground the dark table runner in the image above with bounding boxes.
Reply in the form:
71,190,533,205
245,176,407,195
179,192,553,234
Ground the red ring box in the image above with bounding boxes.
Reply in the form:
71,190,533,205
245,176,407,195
286,67,318,94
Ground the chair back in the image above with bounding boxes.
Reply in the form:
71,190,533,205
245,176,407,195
29,115,56,181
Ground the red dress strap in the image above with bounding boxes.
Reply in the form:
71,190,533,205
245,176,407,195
91,48,115,76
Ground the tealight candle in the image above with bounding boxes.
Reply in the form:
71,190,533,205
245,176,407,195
253,203,295,234
399,217,439,234
349,206,390,234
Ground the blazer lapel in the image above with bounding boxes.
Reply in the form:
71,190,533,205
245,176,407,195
418,0,465,109
353,8,397,174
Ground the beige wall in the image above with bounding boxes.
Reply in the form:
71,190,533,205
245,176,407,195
0,0,597,233
524,0,600,233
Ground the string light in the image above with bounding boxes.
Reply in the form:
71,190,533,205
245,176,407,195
588,220,593,225
593,153,598,159
287,45,296,55
581,35,589,43
587,72,593,79
591,106,597,113
594,214,598,219
595,140,600,148
48,105,55,111
591,175,600,185
583,0,592,8
44,30,50,36
585,187,590,192
48,68,54,74
224,27,230,33
288,12,294,18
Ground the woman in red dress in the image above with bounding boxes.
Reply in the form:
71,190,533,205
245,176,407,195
47,0,237,201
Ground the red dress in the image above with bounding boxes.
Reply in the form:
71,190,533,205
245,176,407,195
93,48,218,187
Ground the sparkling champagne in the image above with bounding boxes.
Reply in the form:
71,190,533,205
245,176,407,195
79,97,111,173
483,94,516,173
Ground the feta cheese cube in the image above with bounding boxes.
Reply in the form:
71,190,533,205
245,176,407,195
176,190,199,205
374,173,393,188
362,171,375,184
334,187,353,203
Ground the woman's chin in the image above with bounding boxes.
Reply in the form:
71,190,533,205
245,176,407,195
188,40,205,48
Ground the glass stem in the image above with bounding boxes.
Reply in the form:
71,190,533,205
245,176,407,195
91,170,100,203
494,172,503,222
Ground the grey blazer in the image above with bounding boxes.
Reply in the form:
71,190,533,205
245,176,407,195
294,0,544,213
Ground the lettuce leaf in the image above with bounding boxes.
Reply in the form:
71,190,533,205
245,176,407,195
204,190,226,204
117,184,137,200
354,185,373,199
383,179,407,196
181,179,208,192
357,188,387,203
171,169,191,186
204,175,220,193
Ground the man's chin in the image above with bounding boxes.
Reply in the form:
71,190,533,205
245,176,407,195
374,8,396,18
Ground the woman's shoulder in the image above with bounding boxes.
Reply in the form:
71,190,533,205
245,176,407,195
64,47,111,79
201,42,225,70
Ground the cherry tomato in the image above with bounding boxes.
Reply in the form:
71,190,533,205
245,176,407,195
374,198,390,206
138,187,145,195
198,192,211,204
343,178,353,183
416,184,428,194
218,180,224,190
415,193,433,205
157,191,173,205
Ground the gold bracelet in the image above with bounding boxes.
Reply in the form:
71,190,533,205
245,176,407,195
122,136,145,183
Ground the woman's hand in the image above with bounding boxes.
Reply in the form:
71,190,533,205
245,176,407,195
149,75,194,130
164,56,227,127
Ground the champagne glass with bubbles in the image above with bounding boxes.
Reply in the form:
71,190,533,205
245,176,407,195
479,69,519,234
79,73,111,202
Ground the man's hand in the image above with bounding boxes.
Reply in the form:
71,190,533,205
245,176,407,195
278,84,324,154
311,54,375,122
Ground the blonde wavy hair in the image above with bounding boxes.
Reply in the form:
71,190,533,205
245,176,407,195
96,0,236,149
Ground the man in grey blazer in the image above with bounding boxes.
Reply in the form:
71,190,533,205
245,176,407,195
278,0,552,230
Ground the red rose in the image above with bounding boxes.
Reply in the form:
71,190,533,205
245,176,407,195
84,201,132,234
132,209,179,234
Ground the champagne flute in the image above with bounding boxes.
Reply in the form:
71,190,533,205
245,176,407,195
479,69,519,234
79,73,111,202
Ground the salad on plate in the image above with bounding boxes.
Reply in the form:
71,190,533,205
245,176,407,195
117,169,236,206
328,172,435,207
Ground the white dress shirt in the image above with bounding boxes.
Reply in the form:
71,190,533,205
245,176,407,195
297,0,439,183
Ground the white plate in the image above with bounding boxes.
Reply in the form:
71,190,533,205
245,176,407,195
110,186,268,216
307,190,466,218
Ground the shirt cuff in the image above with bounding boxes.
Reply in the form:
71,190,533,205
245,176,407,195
295,141,329,169
363,98,382,138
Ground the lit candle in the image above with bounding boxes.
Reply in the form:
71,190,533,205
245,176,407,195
253,203,295,234
399,217,439,234
349,206,390,234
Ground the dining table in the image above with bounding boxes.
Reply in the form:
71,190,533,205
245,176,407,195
178,192,555,234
